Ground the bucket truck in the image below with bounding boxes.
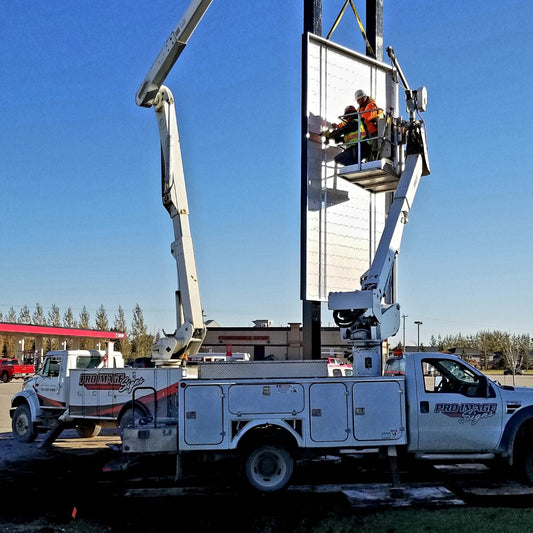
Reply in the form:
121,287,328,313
15,1,533,498
116,9,533,495
328,47,430,377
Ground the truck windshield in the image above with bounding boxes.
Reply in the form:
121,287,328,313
40,357,61,378
384,357,406,375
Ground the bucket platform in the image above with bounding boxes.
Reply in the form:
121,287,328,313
338,158,400,193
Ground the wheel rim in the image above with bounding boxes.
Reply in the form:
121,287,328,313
15,412,30,436
251,450,287,487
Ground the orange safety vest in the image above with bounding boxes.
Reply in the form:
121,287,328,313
358,98,381,137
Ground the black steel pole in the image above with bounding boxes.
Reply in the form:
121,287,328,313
302,0,322,360
303,0,322,34
366,0,383,61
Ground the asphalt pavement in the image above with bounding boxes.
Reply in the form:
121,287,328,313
0,381,23,432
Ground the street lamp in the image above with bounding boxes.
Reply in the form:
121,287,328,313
414,321,423,351
402,314,408,348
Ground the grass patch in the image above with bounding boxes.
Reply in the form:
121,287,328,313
295,507,533,533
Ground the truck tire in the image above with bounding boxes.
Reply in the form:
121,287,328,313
1,372,10,383
12,404,37,443
245,445,294,492
518,445,533,485
75,421,102,438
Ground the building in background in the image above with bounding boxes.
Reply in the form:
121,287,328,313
202,320,351,361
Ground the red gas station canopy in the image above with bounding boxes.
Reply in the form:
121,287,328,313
0,322,125,339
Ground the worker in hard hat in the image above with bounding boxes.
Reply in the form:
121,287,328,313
354,89,382,141
326,104,371,166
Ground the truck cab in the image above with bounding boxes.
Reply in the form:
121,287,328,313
388,352,533,479
10,347,124,443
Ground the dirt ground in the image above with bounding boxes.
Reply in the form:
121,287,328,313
0,381,354,532
0,428,357,533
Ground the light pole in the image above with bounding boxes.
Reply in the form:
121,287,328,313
414,321,423,351
402,314,408,348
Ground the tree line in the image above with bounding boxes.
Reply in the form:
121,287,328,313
0,303,157,360
401,331,532,371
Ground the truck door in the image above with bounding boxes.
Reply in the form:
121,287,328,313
34,356,67,409
416,357,502,451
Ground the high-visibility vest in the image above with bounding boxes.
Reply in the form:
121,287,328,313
343,122,366,145
358,99,383,137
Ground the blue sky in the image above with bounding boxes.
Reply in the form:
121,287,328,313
2,1,533,347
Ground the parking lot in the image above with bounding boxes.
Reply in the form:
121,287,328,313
0,381,22,431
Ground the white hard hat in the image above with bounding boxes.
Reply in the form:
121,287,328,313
354,89,367,100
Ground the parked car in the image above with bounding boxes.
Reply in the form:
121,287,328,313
504,367,523,375
326,357,353,377
0,358,35,383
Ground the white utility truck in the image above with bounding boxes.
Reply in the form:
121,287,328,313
118,0,533,493
11,344,126,443
119,351,533,492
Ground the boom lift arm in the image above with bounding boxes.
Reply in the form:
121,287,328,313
137,0,213,362
328,48,430,376
136,0,212,108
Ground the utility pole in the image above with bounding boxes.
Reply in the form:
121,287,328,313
402,314,408,348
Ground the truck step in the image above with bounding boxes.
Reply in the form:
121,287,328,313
417,453,496,461
338,158,400,193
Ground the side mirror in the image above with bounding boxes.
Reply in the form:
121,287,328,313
479,375,493,398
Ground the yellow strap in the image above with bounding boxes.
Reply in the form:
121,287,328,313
326,0,376,58
326,0,350,40
348,0,375,57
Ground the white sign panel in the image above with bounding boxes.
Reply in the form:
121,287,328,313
302,34,398,302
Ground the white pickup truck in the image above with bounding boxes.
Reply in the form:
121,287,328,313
113,351,533,492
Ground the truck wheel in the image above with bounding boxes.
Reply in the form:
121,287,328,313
519,446,533,485
76,421,102,438
12,404,37,443
1,372,10,383
245,445,294,492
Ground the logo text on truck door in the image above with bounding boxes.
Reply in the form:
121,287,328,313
78,373,145,394
434,403,497,425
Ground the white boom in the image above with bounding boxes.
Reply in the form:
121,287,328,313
137,0,213,362
136,0,213,108
328,48,430,377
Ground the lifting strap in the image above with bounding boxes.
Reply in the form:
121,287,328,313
326,0,375,58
